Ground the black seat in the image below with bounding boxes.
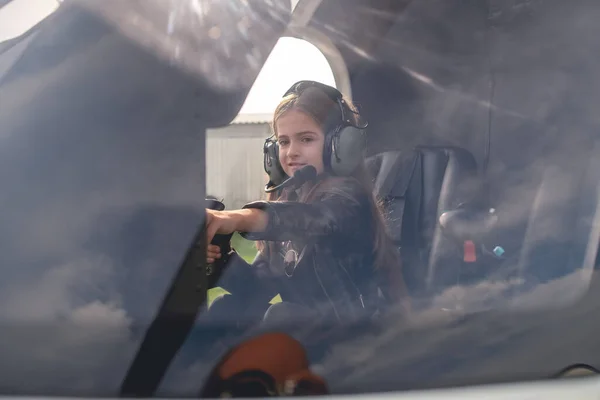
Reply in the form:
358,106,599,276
366,146,485,299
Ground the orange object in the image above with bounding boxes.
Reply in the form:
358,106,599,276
219,332,309,383
200,332,329,397
463,240,477,262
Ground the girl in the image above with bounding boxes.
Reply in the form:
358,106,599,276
205,81,408,324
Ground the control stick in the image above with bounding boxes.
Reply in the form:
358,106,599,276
439,206,499,263
439,207,498,242
205,197,234,288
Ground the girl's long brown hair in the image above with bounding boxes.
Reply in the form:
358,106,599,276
256,86,408,303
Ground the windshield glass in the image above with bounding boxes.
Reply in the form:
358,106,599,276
2,0,600,397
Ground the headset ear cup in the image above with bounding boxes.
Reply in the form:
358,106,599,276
263,139,288,188
330,126,366,176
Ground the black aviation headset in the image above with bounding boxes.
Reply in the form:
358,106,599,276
263,80,368,193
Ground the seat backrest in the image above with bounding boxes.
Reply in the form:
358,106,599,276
366,146,481,298
513,140,600,305
366,150,412,245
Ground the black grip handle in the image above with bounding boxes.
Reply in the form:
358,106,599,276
205,197,234,288
205,197,225,211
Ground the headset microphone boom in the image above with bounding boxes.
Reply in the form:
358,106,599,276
264,165,317,193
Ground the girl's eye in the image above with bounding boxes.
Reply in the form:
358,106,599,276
278,139,289,146
302,137,313,143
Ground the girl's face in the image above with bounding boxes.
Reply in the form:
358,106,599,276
275,109,326,177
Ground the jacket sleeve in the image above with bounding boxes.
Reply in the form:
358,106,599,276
239,178,370,245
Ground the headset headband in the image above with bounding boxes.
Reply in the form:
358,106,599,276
282,80,368,129
283,80,342,101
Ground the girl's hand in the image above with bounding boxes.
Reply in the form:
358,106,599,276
207,244,222,264
205,209,240,246
205,208,268,260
